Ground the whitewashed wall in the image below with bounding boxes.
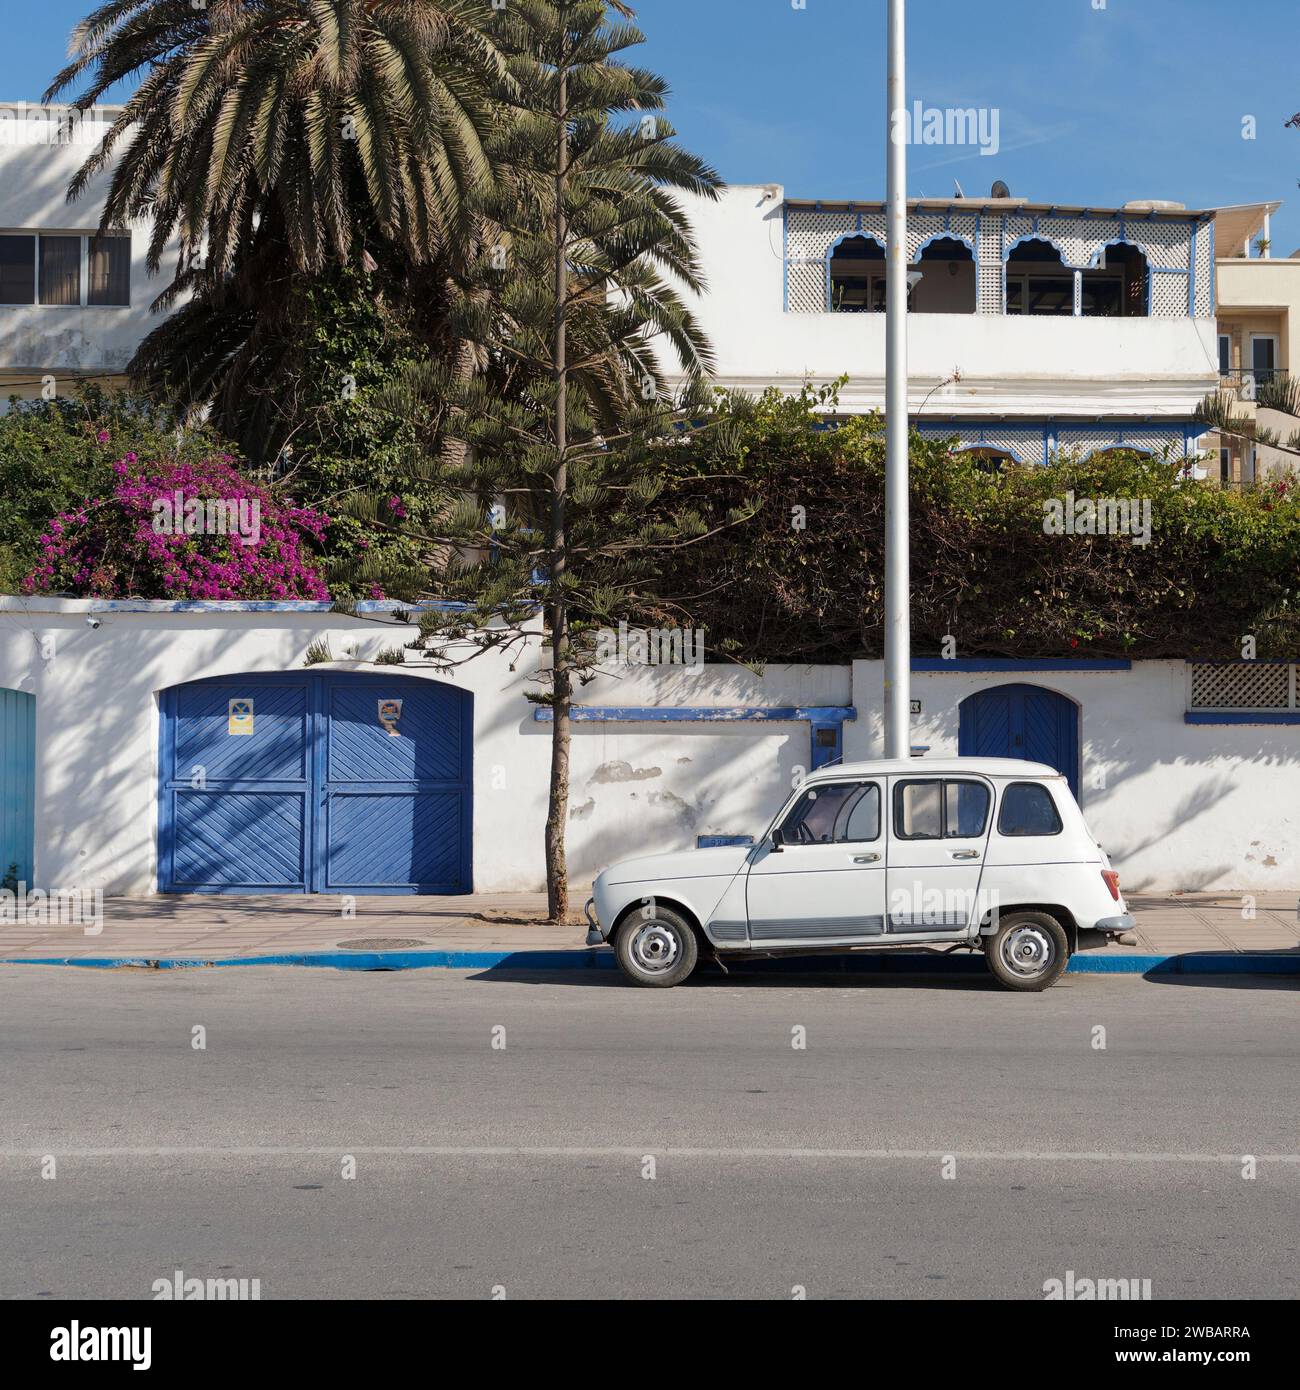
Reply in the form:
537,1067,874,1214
851,659,1299,893
1,599,1295,895
0,600,842,895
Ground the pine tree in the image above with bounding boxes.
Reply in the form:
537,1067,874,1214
340,0,746,920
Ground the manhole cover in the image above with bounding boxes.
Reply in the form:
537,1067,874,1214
337,937,429,951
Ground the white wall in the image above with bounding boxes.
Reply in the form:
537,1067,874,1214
850,659,1300,893
2,600,1295,896
667,185,1217,419
0,600,843,895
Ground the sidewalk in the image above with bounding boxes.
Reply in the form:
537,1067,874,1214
1,892,1297,973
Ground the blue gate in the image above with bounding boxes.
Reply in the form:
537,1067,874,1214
0,688,36,886
159,672,472,894
958,683,1080,797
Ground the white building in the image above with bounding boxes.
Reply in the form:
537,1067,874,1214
670,184,1234,464
0,102,168,402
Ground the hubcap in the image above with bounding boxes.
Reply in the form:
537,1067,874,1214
630,921,680,973
1001,923,1055,977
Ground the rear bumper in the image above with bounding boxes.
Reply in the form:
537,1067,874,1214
1095,913,1136,934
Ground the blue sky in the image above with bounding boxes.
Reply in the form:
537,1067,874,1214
5,0,1298,250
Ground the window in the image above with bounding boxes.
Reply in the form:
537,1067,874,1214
39,236,81,305
0,231,130,307
893,779,990,840
1218,334,1232,377
1080,274,1122,317
1006,273,1073,315
88,235,130,306
779,782,880,844
997,782,1063,837
1005,239,1073,316
0,234,36,304
1250,334,1279,390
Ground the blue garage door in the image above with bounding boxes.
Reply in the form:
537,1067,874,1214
0,688,36,887
958,683,1080,797
159,673,472,894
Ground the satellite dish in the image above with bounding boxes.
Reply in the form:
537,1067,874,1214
990,180,1011,199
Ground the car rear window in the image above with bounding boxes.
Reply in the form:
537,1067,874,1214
997,781,1063,837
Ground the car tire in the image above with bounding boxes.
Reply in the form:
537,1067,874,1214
984,911,1070,992
614,905,699,988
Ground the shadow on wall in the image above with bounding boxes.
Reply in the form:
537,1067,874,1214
906,678,1288,894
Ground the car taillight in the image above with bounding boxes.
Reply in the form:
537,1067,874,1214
1102,870,1121,902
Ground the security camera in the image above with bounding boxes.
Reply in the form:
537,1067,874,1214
85,615,101,629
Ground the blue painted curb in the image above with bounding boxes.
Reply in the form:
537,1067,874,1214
3,949,1296,976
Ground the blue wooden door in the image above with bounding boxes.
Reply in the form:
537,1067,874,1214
958,683,1080,797
160,673,472,894
0,688,36,887
320,676,472,894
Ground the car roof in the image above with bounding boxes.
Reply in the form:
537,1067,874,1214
807,757,1062,781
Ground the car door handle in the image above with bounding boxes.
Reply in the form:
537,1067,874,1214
853,853,880,863
948,849,980,860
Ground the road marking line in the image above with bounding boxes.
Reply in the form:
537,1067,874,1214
1,1147,1297,1162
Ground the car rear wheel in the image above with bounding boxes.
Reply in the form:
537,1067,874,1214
984,911,1069,992
614,905,699,988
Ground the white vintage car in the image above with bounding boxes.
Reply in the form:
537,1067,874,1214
585,757,1134,991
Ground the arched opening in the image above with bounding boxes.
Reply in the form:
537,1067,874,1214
1085,446,1154,463
912,236,976,314
1082,243,1149,317
953,446,1015,472
958,683,1081,798
829,235,886,313
1005,239,1073,316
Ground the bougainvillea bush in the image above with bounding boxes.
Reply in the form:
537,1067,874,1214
22,454,330,600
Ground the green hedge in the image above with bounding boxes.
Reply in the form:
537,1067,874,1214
646,390,1300,661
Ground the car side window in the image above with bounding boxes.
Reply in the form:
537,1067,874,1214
780,782,880,844
997,781,1063,836
894,779,991,840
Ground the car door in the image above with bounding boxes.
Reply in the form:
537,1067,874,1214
744,778,886,944
885,775,993,937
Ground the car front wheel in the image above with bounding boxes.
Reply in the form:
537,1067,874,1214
984,911,1069,992
614,905,699,988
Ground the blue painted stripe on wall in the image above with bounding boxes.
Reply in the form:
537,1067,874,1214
912,658,1131,672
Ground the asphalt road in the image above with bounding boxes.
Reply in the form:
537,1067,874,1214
0,964,1296,1300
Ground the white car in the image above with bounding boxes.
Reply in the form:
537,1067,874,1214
585,757,1134,991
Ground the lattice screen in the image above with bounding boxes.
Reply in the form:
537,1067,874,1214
1149,270,1190,317
1193,223,1214,318
977,214,1004,314
784,205,1203,318
1119,430,1184,458
786,261,825,314
1054,427,1126,454
1189,664,1293,711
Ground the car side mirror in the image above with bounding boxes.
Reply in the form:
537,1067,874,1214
770,827,785,853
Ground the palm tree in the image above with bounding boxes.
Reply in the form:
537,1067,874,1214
46,0,508,279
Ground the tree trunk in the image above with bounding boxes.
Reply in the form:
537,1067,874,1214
544,63,571,923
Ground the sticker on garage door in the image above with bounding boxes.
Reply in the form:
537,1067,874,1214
227,698,254,735
378,698,403,736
